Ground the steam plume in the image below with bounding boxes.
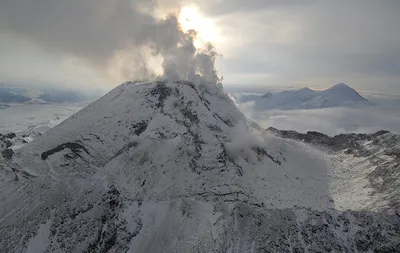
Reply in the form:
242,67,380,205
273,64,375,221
0,0,221,86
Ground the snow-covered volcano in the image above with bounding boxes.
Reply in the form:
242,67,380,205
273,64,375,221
240,83,368,110
1,80,399,252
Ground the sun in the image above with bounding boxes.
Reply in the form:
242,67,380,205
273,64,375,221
178,5,221,47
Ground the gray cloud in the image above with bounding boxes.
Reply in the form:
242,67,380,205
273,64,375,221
0,0,154,64
198,0,318,15
213,0,400,93
0,0,221,87
1,0,400,93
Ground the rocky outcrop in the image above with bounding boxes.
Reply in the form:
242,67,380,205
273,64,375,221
268,127,392,153
1,148,13,159
0,132,16,159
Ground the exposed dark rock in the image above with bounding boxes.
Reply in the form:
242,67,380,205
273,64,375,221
150,81,172,108
4,133,16,139
4,139,12,148
1,148,13,159
111,142,138,160
186,128,206,174
181,107,199,125
41,142,90,160
213,113,234,127
268,127,394,154
131,121,148,136
251,146,281,165
207,124,222,133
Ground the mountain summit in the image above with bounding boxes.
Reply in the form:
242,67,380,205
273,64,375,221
0,80,399,252
328,82,352,89
240,83,368,110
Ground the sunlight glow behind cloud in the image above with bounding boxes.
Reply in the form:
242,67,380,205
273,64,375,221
0,0,400,93
178,4,225,49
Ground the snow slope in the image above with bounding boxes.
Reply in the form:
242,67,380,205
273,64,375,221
269,128,400,214
0,80,399,252
240,83,368,110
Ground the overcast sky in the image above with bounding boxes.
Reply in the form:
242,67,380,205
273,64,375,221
1,0,399,93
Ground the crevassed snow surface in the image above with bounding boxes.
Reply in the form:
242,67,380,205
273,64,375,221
0,80,399,252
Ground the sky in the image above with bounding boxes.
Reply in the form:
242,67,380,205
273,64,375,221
0,0,400,94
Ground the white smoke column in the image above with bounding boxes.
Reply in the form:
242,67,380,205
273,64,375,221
136,14,222,90
162,29,198,82
195,43,220,85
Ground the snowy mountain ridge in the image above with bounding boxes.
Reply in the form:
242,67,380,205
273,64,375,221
240,83,369,110
0,80,399,252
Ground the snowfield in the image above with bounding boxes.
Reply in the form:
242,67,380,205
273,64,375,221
0,102,87,150
0,80,399,252
0,103,86,133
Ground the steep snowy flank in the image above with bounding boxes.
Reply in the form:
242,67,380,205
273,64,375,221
0,80,399,252
240,83,368,110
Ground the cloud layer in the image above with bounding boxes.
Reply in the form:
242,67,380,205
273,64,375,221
211,0,400,93
234,93,400,136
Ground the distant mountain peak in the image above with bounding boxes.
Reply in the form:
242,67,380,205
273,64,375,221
261,92,272,98
328,83,353,91
333,82,350,88
239,82,368,110
326,83,367,101
300,87,313,92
